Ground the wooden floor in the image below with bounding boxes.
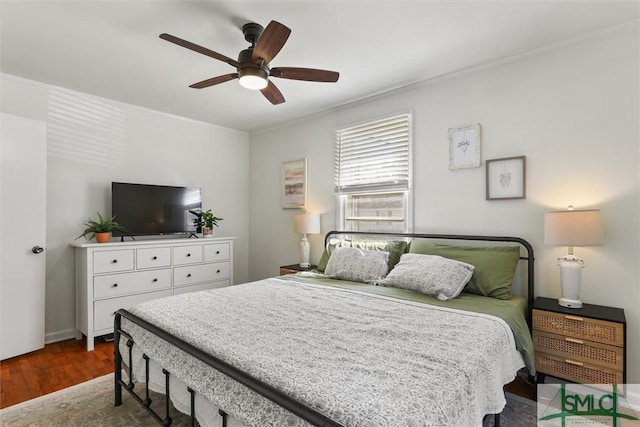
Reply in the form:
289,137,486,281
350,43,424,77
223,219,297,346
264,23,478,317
0,338,114,409
1,337,535,409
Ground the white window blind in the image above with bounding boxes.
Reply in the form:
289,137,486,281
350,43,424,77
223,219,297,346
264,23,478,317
335,113,411,194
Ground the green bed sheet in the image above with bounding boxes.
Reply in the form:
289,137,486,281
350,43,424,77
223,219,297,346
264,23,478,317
281,271,535,375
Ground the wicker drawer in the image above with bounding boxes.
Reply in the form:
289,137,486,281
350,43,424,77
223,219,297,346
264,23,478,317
535,352,623,385
533,309,624,347
533,330,623,371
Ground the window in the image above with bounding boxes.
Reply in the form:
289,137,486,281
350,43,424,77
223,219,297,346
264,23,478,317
335,113,412,232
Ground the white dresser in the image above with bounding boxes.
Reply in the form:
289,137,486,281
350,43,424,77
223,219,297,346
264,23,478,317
72,237,235,351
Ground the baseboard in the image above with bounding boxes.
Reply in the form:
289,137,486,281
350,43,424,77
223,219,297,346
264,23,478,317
45,328,77,344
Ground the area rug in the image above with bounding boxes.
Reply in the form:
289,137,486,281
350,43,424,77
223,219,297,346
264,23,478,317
0,374,537,426
0,375,192,427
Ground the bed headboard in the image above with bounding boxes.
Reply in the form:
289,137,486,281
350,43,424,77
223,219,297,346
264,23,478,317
324,230,535,326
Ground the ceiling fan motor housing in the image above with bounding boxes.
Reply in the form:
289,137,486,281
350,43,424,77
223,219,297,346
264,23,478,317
237,48,269,78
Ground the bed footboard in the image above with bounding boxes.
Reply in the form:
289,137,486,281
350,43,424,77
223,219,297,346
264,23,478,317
114,309,344,427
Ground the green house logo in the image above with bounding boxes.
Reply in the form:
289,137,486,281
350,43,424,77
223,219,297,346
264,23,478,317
538,384,639,426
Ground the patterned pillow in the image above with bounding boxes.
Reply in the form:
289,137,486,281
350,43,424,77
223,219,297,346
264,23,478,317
324,247,390,284
377,253,474,301
317,239,408,272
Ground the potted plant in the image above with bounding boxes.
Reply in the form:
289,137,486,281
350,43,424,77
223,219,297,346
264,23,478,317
77,212,126,243
199,209,223,237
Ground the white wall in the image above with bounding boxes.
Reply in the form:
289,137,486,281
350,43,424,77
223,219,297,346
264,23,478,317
249,24,640,383
0,74,250,343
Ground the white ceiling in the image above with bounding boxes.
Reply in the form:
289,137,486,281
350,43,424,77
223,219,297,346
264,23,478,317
1,1,637,133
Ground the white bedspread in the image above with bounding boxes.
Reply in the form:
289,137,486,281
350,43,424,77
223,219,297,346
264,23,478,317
121,278,524,427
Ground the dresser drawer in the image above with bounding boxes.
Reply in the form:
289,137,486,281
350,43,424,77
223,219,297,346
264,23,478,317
535,351,623,385
174,262,230,287
532,309,624,347
533,330,623,371
173,245,203,265
93,269,171,299
136,247,171,269
172,279,231,296
204,243,230,262
93,250,134,274
93,290,172,332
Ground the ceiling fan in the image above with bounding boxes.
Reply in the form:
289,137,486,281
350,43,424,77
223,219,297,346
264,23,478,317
159,21,339,105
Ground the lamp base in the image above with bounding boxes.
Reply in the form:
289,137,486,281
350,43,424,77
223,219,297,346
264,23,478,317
558,297,582,309
299,236,310,268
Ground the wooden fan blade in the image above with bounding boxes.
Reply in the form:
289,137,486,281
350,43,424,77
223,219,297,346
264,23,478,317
252,21,291,65
260,81,285,105
160,33,240,68
189,73,238,89
270,67,339,82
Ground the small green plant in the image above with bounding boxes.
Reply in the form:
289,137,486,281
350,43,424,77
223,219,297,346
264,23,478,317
77,212,126,240
200,209,223,229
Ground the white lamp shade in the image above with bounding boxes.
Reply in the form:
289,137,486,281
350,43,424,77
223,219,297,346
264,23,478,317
544,209,604,247
294,213,321,235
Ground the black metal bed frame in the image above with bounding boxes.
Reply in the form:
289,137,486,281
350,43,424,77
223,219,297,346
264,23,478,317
114,231,535,427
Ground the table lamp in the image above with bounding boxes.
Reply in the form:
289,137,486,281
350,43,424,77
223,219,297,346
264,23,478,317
294,213,320,267
544,207,604,308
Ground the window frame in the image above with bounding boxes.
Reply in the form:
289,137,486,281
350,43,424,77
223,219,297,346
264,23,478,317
334,112,413,233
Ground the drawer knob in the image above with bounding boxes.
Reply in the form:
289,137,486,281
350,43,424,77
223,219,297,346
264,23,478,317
565,337,584,345
186,253,191,257
112,259,118,264
217,269,221,274
565,315,584,322
565,359,584,367
112,283,118,288
152,256,158,260
187,273,192,278
216,251,220,255
152,278,158,282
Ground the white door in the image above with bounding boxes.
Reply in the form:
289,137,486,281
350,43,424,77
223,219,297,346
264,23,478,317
0,113,47,360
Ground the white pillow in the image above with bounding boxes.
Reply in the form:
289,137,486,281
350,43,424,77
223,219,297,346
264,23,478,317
324,247,389,284
377,253,474,300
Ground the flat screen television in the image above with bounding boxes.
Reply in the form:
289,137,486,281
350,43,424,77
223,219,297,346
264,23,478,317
111,182,202,237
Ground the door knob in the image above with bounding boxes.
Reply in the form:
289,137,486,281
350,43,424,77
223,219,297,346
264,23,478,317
32,246,44,254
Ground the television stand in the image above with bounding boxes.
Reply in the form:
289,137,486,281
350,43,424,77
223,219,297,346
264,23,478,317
119,235,137,242
188,232,199,238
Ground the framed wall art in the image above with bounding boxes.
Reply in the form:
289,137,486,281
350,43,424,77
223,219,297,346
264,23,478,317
281,158,307,209
449,123,481,170
485,156,526,200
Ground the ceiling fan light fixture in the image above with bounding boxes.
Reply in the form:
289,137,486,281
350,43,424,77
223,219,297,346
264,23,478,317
238,68,268,90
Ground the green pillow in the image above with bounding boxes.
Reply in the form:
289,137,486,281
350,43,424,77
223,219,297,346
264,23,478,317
316,239,408,272
409,241,520,299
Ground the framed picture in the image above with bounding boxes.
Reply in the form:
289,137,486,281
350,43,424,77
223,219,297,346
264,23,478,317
449,123,481,170
281,158,307,209
486,156,526,200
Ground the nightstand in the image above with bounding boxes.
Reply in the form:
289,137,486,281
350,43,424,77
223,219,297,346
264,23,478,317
532,296,626,385
279,264,317,275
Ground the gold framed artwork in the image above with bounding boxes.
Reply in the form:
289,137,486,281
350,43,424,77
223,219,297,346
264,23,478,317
281,158,307,209
449,123,481,170
486,156,526,200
